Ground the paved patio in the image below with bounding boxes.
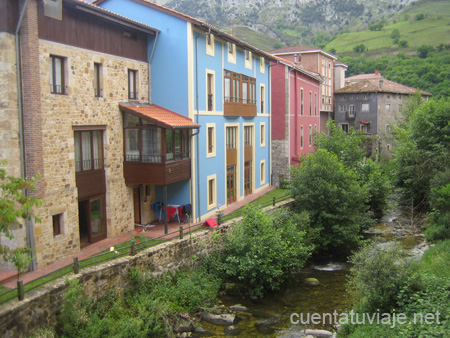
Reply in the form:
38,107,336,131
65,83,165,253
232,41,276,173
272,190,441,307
0,185,276,289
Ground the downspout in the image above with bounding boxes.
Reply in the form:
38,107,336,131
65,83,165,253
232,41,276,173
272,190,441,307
195,34,201,222
15,0,37,271
147,31,159,104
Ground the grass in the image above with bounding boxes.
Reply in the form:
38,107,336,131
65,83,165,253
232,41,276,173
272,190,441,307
412,239,450,280
326,0,450,57
222,26,281,51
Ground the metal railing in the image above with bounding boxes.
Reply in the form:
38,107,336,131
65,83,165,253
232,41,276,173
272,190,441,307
0,191,293,306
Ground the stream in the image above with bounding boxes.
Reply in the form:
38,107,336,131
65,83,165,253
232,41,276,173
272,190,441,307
196,209,428,338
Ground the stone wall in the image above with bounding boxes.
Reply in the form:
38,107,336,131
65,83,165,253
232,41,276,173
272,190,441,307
0,201,293,338
0,222,234,338
271,139,289,187
32,39,150,267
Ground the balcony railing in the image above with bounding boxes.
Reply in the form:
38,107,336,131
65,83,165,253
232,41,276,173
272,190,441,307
125,152,190,164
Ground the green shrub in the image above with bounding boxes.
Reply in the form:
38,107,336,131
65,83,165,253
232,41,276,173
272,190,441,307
347,242,411,314
221,206,311,297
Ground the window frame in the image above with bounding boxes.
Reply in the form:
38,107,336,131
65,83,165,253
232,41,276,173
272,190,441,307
227,42,236,63
260,123,266,147
206,70,215,112
245,50,252,69
52,213,63,237
50,55,66,94
348,104,355,118
206,123,216,158
206,33,215,56
260,84,265,114
260,160,266,185
128,69,138,100
207,174,217,210
74,130,104,173
260,57,265,73
94,62,102,97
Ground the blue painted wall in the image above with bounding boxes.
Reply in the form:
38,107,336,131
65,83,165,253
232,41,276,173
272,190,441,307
99,0,189,115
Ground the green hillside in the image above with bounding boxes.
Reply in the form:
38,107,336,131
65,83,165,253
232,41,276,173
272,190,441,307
222,26,282,51
325,0,450,57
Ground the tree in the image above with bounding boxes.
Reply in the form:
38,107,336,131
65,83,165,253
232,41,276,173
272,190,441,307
392,98,450,210
0,161,41,278
417,44,434,58
290,149,371,257
221,206,311,297
399,40,409,48
353,43,366,53
391,28,400,39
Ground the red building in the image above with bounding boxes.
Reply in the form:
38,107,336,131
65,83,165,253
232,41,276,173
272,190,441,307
271,57,322,185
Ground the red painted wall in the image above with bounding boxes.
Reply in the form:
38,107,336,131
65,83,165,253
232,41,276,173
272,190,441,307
271,63,287,140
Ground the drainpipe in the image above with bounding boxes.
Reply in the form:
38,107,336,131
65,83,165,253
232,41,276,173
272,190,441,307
147,31,159,104
15,0,37,271
195,34,201,223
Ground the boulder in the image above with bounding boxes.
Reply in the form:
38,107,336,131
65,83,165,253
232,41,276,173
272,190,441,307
304,277,320,286
304,329,334,337
224,325,242,336
201,312,236,326
230,304,249,312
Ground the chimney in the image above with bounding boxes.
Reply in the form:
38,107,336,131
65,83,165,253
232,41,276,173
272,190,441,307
375,69,379,76
379,79,384,88
294,54,299,64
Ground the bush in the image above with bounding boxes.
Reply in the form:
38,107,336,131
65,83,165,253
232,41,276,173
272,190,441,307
347,242,411,314
221,206,312,297
290,149,371,256
398,40,408,48
425,170,450,241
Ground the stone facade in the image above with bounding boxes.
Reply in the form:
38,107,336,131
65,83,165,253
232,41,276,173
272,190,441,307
32,39,150,266
271,139,290,186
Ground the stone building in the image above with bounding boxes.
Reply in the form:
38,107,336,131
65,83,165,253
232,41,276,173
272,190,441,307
334,74,432,156
0,0,161,268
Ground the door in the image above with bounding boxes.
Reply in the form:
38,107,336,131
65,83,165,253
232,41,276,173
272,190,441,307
78,195,107,246
133,187,141,224
227,165,236,204
244,161,252,196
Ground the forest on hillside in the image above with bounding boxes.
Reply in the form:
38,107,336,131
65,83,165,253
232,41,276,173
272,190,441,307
340,47,450,99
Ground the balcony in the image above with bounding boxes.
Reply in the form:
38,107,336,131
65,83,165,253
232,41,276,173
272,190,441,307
224,99,257,117
119,103,200,186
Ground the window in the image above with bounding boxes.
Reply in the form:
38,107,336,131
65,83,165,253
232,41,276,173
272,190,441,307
206,33,214,56
244,126,253,146
260,123,266,147
260,85,265,114
227,42,236,63
245,50,252,69
52,213,63,237
348,104,355,118
226,126,237,149
207,124,216,157
128,69,138,100
309,92,312,116
74,130,104,172
260,161,266,185
300,89,304,116
224,70,256,105
94,62,102,97
207,175,217,209
363,95,368,99
386,104,391,112
361,124,368,134
50,55,65,94
207,72,215,111
361,103,369,112
339,104,346,112
341,124,349,133
309,125,312,146
300,126,304,148
260,57,265,73
314,93,317,116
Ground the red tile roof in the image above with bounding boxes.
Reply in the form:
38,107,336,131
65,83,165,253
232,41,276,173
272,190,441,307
271,55,323,82
346,73,382,82
119,103,200,129
269,45,337,60
335,78,432,96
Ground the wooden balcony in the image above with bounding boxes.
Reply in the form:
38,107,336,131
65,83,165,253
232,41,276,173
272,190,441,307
124,157,191,185
224,101,257,117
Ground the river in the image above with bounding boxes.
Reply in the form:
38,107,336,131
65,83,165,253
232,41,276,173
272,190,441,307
197,211,427,337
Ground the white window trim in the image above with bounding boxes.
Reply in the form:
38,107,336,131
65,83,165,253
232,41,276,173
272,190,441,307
206,123,216,158
260,57,265,73
260,84,266,115
207,174,217,210
227,42,236,64
260,122,266,147
245,50,252,69
206,33,215,56
260,160,266,185
206,69,215,112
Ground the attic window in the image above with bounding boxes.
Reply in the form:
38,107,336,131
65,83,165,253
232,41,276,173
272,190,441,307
124,31,137,40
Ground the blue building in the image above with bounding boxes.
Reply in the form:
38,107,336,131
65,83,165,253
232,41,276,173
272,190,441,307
95,0,275,224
